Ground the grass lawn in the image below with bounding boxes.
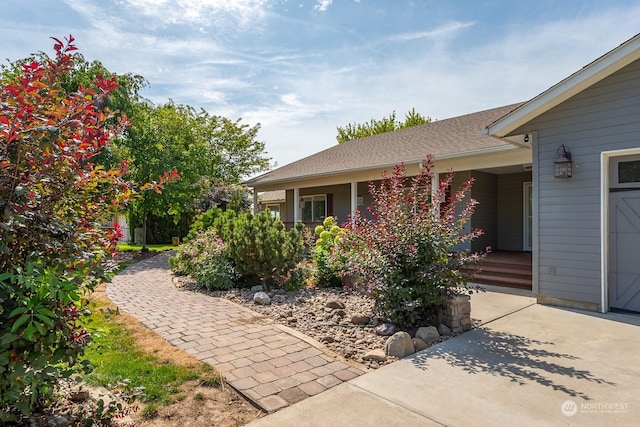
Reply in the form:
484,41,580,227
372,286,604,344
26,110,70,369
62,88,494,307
116,243,177,252
82,288,220,417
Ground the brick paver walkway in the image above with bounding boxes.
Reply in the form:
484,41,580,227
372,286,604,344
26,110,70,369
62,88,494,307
106,253,365,412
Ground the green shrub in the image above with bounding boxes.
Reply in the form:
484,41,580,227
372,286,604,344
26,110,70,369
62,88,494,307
219,211,305,287
172,211,305,290
169,229,238,290
186,207,223,241
337,155,484,328
283,263,312,292
312,217,347,287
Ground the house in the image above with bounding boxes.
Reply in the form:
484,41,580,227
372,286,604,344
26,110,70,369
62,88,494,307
245,33,640,314
245,104,534,247
246,104,535,289
257,190,287,221
486,33,640,313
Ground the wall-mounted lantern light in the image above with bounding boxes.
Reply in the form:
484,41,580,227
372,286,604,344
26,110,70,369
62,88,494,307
554,144,572,179
299,199,305,209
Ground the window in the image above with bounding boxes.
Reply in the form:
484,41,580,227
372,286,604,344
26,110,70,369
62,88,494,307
618,160,640,184
301,195,326,223
611,155,640,189
266,204,280,219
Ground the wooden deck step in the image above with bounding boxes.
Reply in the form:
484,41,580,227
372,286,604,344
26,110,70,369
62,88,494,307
470,273,532,290
467,252,533,290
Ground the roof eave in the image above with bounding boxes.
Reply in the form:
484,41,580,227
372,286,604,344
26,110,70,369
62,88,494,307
246,144,519,188
486,33,640,138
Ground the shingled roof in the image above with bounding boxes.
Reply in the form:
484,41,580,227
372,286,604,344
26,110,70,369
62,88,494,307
246,102,524,186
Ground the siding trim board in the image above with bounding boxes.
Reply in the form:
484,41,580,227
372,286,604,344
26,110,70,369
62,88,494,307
601,147,640,313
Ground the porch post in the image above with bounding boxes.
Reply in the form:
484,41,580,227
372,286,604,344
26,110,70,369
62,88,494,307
293,187,300,223
350,181,358,223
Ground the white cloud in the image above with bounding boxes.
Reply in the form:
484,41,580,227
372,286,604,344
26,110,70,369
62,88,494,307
314,0,333,12
388,21,475,42
9,0,638,170
119,0,271,28
280,93,303,107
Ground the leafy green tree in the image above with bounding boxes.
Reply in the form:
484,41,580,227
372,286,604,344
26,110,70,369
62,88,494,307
123,102,270,247
123,102,196,248
336,108,431,143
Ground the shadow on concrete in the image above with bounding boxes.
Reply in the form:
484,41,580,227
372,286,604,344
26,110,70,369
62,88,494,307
411,327,614,400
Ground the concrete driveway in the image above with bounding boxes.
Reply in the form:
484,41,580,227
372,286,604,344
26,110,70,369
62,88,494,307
248,292,640,426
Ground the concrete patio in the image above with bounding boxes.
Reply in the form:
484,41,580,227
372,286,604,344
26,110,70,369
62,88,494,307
248,291,640,426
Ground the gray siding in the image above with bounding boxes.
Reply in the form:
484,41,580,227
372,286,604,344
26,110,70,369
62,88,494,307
451,171,472,252
470,171,497,253
512,58,640,307
497,172,532,251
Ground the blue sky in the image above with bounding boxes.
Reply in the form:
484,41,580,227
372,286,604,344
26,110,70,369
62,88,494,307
2,1,640,170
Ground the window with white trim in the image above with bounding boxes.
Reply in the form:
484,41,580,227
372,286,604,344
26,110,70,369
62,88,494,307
301,195,326,222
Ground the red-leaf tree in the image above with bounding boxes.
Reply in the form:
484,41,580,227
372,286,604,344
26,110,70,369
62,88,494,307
0,36,139,420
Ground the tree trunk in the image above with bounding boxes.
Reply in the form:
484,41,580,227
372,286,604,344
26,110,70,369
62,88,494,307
141,211,149,252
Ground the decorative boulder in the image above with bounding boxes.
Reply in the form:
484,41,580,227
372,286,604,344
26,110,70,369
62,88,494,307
415,326,440,344
253,291,271,305
438,323,452,336
412,337,428,352
385,331,415,358
375,323,398,336
351,314,371,325
363,349,387,362
250,285,264,292
325,299,346,310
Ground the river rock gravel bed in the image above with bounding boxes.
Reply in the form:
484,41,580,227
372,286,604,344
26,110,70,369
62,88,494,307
176,278,455,370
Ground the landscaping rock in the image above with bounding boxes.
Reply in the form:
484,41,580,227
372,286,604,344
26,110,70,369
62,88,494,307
375,323,398,336
325,299,346,310
334,309,347,318
344,347,356,357
47,416,69,427
415,326,440,344
250,285,264,292
438,323,452,336
350,314,370,325
253,291,271,305
69,389,90,402
363,349,387,362
202,285,456,370
412,337,428,351
385,331,415,358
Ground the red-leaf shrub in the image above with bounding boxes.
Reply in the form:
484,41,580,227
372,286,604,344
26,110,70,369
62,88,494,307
336,155,485,327
0,36,132,421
